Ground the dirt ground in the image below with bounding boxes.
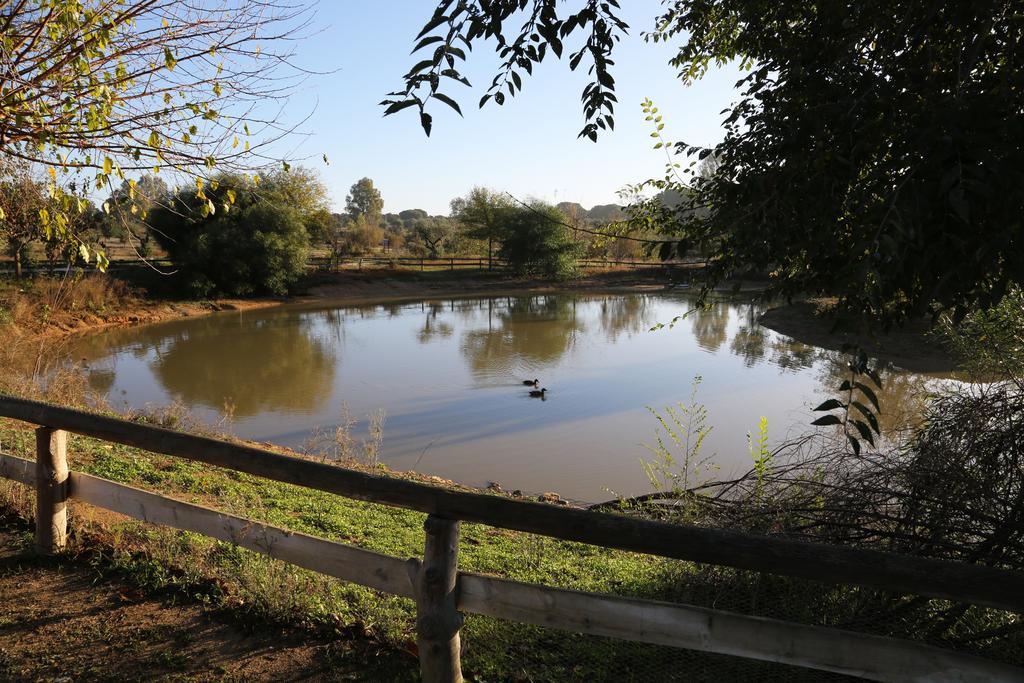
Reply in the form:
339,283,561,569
19,266,689,343
0,524,416,682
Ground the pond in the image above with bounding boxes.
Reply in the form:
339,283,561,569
72,292,946,503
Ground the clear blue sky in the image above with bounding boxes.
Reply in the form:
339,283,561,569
276,1,744,215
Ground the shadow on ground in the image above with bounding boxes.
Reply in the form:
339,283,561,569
0,524,416,682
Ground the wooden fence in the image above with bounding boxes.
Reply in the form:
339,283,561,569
1,255,697,277
307,255,699,273
1,394,1022,682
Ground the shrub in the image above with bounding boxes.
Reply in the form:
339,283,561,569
151,176,310,298
498,202,578,279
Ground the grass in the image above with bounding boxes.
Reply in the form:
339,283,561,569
10,412,992,681
1,272,1015,680
1,418,731,680
0,272,136,331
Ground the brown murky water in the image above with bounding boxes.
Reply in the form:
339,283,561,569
73,293,949,502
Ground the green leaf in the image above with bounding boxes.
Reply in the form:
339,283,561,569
412,35,444,53
851,419,875,446
851,401,881,434
854,381,880,412
811,415,842,427
416,11,449,40
383,100,418,116
432,93,463,116
812,399,844,412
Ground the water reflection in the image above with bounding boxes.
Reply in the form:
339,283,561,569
72,293,954,502
81,313,337,417
691,302,729,353
460,296,585,380
597,296,655,341
151,315,336,416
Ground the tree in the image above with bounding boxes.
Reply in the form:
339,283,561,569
98,175,170,255
345,178,384,229
410,216,456,258
399,209,429,225
342,214,384,255
305,209,341,247
150,173,310,297
450,187,512,269
393,1,1024,324
498,203,578,279
0,161,50,278
0,0,310,264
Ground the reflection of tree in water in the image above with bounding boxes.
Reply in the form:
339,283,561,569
417,303,454,344
460,295,584,378
724,302,824,371
151,314,336,417
596,295,654,342
85,364,116,395
690,302,729,353
729,303,768,366
771,339,821,371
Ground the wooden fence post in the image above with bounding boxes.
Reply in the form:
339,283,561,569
411,515,463,682
35,427,68,555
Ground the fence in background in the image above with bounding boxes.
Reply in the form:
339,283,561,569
307,255,701,272
1,394,1022,682
1,255,698,277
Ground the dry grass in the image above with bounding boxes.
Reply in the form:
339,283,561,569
0,273,136,331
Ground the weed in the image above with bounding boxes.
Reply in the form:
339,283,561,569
748,415,771,496
640,376,715,498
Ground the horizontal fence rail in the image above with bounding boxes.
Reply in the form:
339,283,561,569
2,255,700,276
306,255,701,272
3,396,1021,611
1,394,1023,682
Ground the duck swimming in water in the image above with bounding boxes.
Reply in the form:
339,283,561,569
522,379,539,386
528,388,547,398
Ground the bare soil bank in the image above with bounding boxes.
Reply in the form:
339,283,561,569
0,521,415,681
18,267,690,342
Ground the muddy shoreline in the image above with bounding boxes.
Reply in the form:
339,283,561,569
36,268,687,341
